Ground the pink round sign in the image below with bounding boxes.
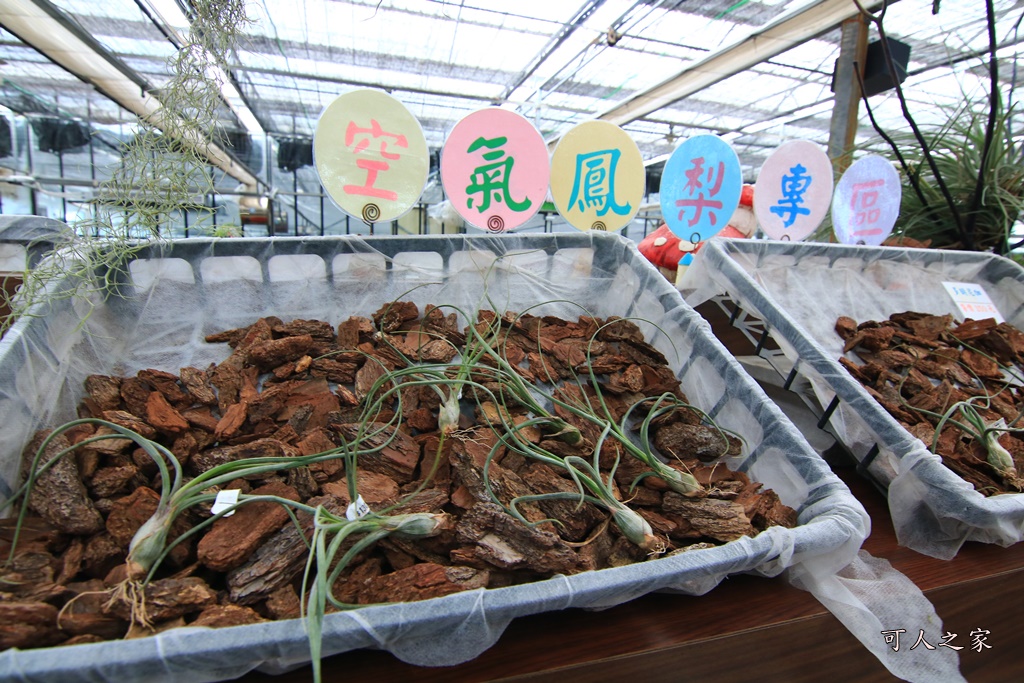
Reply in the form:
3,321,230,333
754,140,833,242
831,154,901,246
440,108,549,232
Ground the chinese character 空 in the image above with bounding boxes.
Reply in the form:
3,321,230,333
567,149,631,216
910,630,936,651
881,629,906,652
970,629,992,652
850,178,885,236
342,119,408,201
464,136,531,213
675,156,725,228
769,163,812,228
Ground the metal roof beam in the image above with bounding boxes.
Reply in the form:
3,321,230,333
0,0,259,189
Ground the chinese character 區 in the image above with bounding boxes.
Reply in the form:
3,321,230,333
675,156,725,229
567,149,632,217
769,163,812,228
464,136,532,214
849,178,885,236
342,119,408,201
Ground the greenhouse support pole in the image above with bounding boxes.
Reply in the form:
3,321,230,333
828,14,868,172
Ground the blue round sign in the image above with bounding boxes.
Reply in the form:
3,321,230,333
660,134,742,245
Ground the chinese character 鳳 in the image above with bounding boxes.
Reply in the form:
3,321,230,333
850,178,885,236
769,163,812,228
342,119,408,201
464,136,531,213
939,632,964,651
910,630,936,651
970,628,992,652
881,629,907,652
567,149,631,216
675,156,725,228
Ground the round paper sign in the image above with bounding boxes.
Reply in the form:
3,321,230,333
314,89,429,223
660,134,742,244
754,140,833,242
831,154,901,246
550,121,644,232
440,108,549,232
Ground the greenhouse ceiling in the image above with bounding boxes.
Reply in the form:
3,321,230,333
1,0,1023,185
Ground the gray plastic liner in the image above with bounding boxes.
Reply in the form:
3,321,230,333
682,236,1024,561
0,232,957,682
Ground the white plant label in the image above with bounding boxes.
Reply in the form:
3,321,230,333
942,282,1004,323
211,489,240,517
346,495,371,521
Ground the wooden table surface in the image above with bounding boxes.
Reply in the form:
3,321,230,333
241,463,1024,683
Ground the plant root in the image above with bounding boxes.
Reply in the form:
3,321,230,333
105,578,153,629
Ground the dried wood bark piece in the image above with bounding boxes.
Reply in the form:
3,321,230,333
101,410,157,439
144,391,190,435
521,462,605,542
273,318,336,342
835,316,857,340
104,577,218,623
191,604,266,628
662,492,755,542
357,563,489,604
137,369,189,405
21,430,104,536
85,375,123,412
373,300,419,332
248,335,314,369
0,602,63,650
654,422,740,462
455,502,582,575
322,470,399,507
179,366,217,406
57,579,127,639
189,438,297,476
332,423,420,484
197,481,301,572
88,465,138,499
106,487,192,568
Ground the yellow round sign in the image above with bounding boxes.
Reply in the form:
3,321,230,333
314,89,429,223
550,121,644,232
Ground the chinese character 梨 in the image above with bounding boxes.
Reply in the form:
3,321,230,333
769,163,812,228
881,629,907,652
567,149,631,216
464,136,531,213
342,119,408,201
850,178,885,236
675,156,725,228
970,629,992,652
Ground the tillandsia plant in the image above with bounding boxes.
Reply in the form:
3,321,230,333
850,0,1023,253
0,0,252,334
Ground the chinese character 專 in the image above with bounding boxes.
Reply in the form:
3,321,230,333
769,163,812,228
970,628,992,652
675,156,725,228
465,136,531,213
850,178,885,236
881,629,907,652
342,119,408,201
938,632,964,651
567,149,631,216
910,630,936,651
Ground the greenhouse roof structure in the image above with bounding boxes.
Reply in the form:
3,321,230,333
1,0,1022,194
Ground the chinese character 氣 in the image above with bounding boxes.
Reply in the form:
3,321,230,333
910,630,936,651
769,163,812,228
970,629,992,652
881,629,907,652
675,156,725,228
850,178,885,236
567,149,631,216
938,632,964,651
464,136,531,213
342,119,408,201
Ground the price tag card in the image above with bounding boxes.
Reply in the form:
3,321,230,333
346,495,371,521
440,108,549,232
550,121,644,232
754,140,833,242
314,89,429,224
211,489,240,517
660,134,742,260
943,281,1005,323
831,155,901,246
